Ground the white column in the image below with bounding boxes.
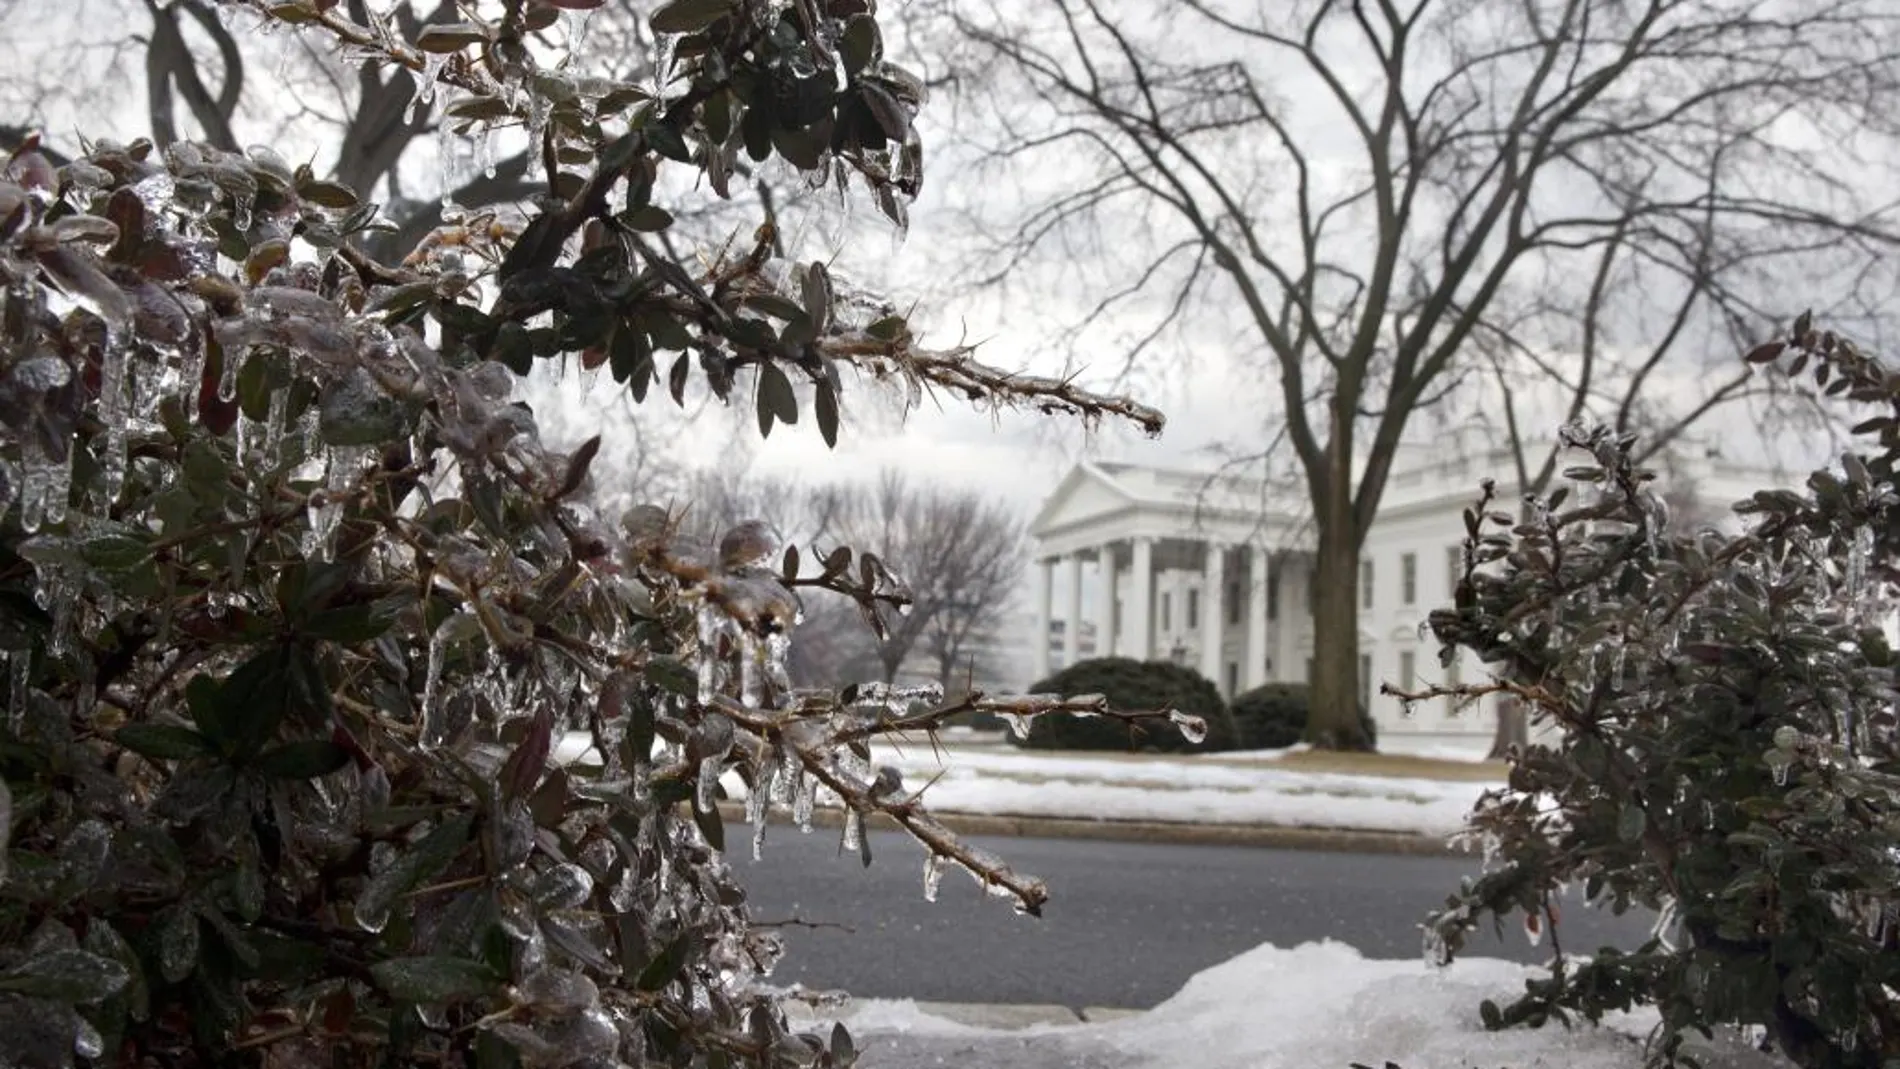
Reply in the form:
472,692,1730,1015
1202,541,1226,692
1246,546,1270,689
1094,545,1117,659
1062,553,1084,668
1130,537,1155,661
1032,557,1054,683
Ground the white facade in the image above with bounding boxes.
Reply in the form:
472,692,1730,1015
1025,443,1780,741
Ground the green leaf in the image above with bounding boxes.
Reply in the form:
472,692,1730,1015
369,956,501,1004
635,934,691,991
303,596,407,643
815,380,840,448
297,179,359,210
252,740,351,780
415,22,491,53
79,532,154,574
116,723,216,761
694,800,725,852
756,364,798,442
1616,802,1646,843
620,204,674,232
650,0,737,34
0,949,130,1003
354,813,476,929
840,15,879,76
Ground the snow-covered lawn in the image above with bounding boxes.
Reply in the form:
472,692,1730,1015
734,742,1496,838
806,941,1783,1069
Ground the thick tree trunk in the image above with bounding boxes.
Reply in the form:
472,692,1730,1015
1306,487,1374,751
1488,697,1530,759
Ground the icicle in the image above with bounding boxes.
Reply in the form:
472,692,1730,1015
840,808,862,852
419,618,454,750
764,631,793,697
922,854,943,902
18,446,49,534
4,651,26,733
1422,926,1451,968
1848,526,1874,605
1001,712,1031,741
793,774,816,833
98,327,129,502
42,446,70,527
217,349,241,402
261,385,289,469
738,632,763,709
695,755,721,813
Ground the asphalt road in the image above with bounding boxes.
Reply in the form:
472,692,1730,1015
733,829,1653,1010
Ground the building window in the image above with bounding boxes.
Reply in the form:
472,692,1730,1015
1113,598,1122,632
1399,651,1415,691
1227,581,1242,626
1187,589,1200,629
1267,571,1280,621
1401,552,1417,606
1446,544,1462,597
1225,662,1239,696
1161,592,1172,632
1358,653,1372,709
1360,559,1374,610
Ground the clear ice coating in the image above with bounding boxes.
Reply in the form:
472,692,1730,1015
922,852,943,902
1168,709,1208,744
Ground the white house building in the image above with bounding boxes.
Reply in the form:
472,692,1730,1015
1025,440,1782,743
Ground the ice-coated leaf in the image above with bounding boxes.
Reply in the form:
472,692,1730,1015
650,0,737,34
369,956,501,1003
157,905,200,983
252,740,352,779
0,949,130,1003
115,723,215,761
355,813,475,933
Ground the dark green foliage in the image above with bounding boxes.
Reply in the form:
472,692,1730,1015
1424,323,1900,1069
0,2,1166,1066
1229,682,1375,750
1015,657,1237,752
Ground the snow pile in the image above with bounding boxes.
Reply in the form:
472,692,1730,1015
831,942,1788,1069
859,746,1490,837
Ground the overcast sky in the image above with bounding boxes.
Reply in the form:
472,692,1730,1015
0,0,1868,550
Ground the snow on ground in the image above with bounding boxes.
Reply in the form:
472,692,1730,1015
726,743,1494,838
817,942,1787,1069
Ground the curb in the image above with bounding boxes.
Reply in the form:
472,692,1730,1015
716,803,1470,858
781,999,1142,1032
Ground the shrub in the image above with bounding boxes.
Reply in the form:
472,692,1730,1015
1229,682,1375,750
1014,657,1238,752
0,2,1176,1066
1421,327,1900,1069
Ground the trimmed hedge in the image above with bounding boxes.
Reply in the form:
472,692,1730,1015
1016,657,1239,752
1229,682,1377,750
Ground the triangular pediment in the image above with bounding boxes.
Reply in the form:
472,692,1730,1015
1029,463,1139,537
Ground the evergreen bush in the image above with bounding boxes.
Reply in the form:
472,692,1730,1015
1417,323,1900,1068
1014,657,1237,752
1229,682,1375,750
0,1,1180,1065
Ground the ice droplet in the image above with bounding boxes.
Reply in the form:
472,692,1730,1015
840,808,862,852
1001,713,1031,741
1168,709,1207,744
922,853,943,903
695,755,721,813
531,863,595,910
72,1016,104,1059
217,347,241,401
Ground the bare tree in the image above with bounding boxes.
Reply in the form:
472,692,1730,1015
932,0,1900,748
807,469,1026,687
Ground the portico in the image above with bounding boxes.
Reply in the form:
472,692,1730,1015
1027,463,1302,697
